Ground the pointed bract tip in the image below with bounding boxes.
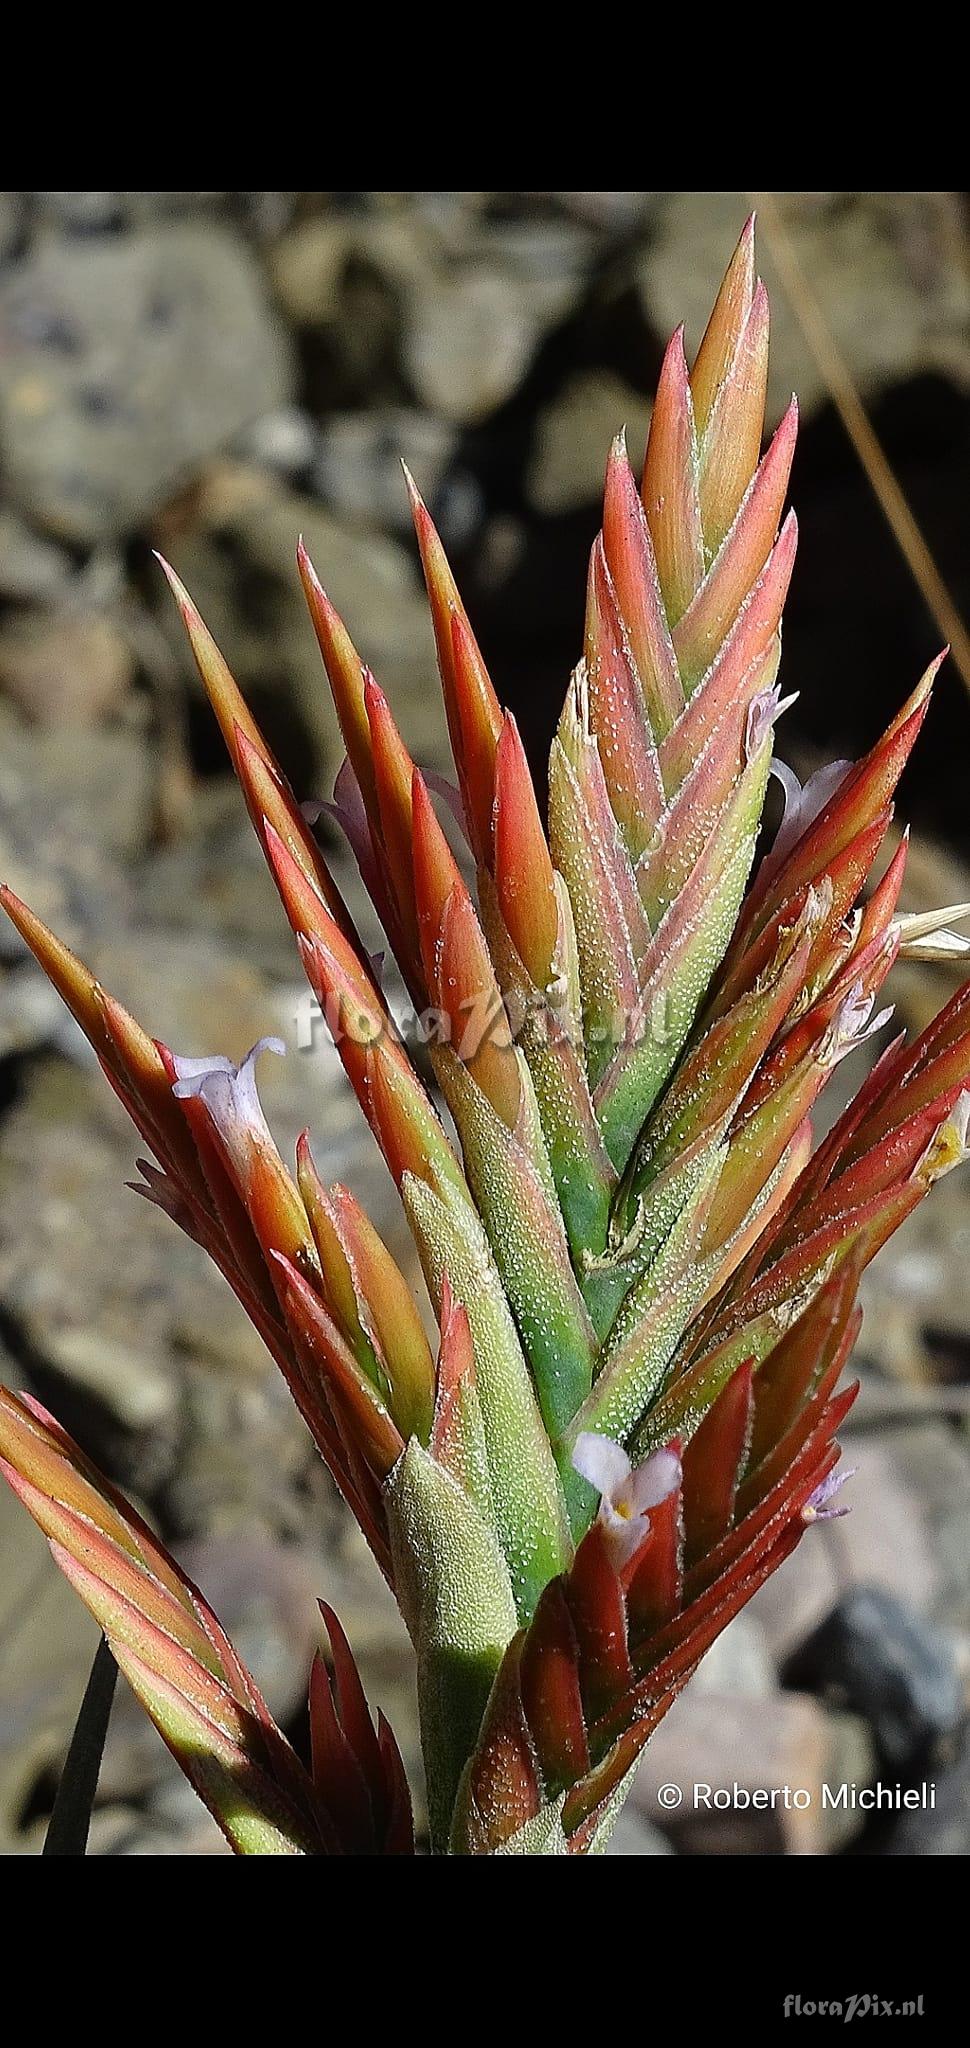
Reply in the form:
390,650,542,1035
401,461,425,517
153,551,195,617
296,534,319,584
363,672,386,716
0,882,26,923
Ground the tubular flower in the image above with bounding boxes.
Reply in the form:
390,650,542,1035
1,219,967,1856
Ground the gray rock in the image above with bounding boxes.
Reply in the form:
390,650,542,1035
0,1477,101,1854
607,1808,674,1855
783,1586,964,1770
0,1054,279,1507
0,189,24,261
405,257,572,426
0,698,152,957
0,511,72,602
690,1612,775,1700
834,1378,970,1640
546,192,657,232
173,1533,324,1726
527,371,652,515
882,1732,970,1855
30,192,128,235
271,215,421,403
0,227,293,542
233,405,320,482
313,408,469,540
0,609,135,726
632,1688,873,1855
158,465,445,779
747,1436,943,1660
29,193,232,235
134,781,299,970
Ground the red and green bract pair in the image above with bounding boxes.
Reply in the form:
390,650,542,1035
2,219,967,1855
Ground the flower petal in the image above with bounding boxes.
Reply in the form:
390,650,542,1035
572,1430,631,1501
628,1445,682,1517
172,1038,285,1173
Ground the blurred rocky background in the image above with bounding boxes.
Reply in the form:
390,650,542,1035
0,190,968,1856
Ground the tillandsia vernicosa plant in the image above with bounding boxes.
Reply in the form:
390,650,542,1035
2,218,970,1856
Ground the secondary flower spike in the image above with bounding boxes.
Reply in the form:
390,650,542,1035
1,219,967,1857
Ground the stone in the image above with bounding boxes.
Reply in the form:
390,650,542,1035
527,371,652,515
782,1586,964,1770
871,1417,970,1637
0,1055,281,1505
0,510,72,603
270,214,421,405
0,227,293,542
630,1690,873,1855
0,609,135,726
547,192,657,232
607,1808,674,1855
29,193,233,235
881,1733,970,1855
232,405,320,483
747,1437,942,1660
859,1160,970,1353
156,464,445,781
690,1612,775,1700
173,1533,325,1727
313,408,469,541
0,189,24,260
0,1476,101,1854
133,781,299,971
405,258,572,425
30,192,129,235
0,699,152,961
91,1804,229,1857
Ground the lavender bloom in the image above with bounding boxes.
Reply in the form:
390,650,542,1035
764,756,853,879
572,1431,681,1566
172,1036,285,1181
802,1466,856,1524
822,980,894,1068
744,684,798,764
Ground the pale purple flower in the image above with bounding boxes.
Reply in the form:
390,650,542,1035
572,1430,681,1567
802,1466,856,1524
764,755,854,877
822,980,894,1068
423,769,471,849
744,685,798,765
312,757,386,914
172,1036,285,1180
